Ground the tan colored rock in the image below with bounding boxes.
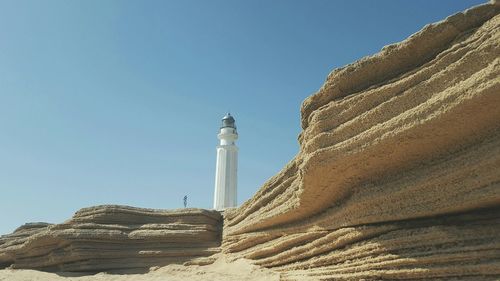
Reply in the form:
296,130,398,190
0,223,52,268
1,2,499,280
223,2,500,280
0,205,222,272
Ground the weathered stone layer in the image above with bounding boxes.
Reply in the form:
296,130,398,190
0,2,499,279
223,2,500,280
0,205,222,272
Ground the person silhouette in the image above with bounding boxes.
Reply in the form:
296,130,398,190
183,195,187,208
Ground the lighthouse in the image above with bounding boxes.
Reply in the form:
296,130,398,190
213,113,238,210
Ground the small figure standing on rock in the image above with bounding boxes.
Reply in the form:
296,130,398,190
183,195,187,208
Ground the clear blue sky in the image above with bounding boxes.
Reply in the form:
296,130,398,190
0,0,485,234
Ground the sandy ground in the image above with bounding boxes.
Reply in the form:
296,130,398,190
0,256,281,281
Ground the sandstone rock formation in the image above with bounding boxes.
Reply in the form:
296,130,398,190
0,223,53,268
0,206,221,272
222,2,500,280
1,2,499,280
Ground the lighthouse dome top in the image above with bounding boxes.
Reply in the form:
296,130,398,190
221,113,236,128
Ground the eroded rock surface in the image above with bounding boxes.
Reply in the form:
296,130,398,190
0,206,222,272
223,2,500,280
1,2,499,279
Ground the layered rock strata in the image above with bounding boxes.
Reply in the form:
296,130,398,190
0,2,499,279
0,205,222,272
223,2,500,280
0,223,52,268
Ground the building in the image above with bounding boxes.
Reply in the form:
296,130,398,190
213,113,238,210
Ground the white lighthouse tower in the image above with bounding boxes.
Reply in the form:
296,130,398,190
213,113,238,210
